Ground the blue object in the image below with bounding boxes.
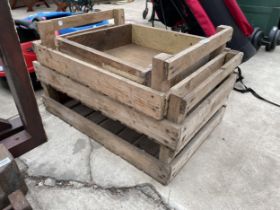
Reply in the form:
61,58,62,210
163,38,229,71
23,11,109,35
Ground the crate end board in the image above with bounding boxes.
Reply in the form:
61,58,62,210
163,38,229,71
167,51,243,124
37,9,125,49
163,26,234,80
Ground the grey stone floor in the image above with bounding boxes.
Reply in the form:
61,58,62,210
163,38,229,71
1,1,279,209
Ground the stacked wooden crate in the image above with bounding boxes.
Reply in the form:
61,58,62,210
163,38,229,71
33,9,243,185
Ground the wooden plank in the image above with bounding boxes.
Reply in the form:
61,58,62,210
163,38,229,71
113,9,125,25
100,119,125,134
72,104,93,117
151,54,210,92
169,107,225,181
167,51,243,123
60,24,112,39
151,53,173,91
165,26,233,80
170,52,228,97
34,62,179,149
159,145,172,164
132,24,202,54
43,96,171,185
64,99,80,108
41,83,69,103
87,112,107,124
33,43,166,120
37,9,121,48
57,37,149,84
134,136,159,157
0,145,28,209
8,190,32,210
105,44,161,69
0,0,46,157
66,24,132,51
118,128,142,144
176,74,237,153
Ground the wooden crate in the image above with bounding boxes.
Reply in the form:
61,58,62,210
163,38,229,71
33,9,243,185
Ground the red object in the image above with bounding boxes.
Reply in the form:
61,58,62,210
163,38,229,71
185,0,216,36
21,41,37,73
0,59,4,77
224,0,254,37
0,41,36,78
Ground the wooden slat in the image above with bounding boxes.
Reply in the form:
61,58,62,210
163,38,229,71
43,96,171,185
8,190,32,210
57,37,149,84
176,74,237,153
151,53,173,91
72,104,93,117
159,145,172,164
33,43,166,120
61,24,113,39
165,26,233,80
113,9,125,25
134,136,159,157
66,24,132,51
132,24,202,54
34,62,179,149
169,107,225,181
167,51,243,123
100,119,125,134
37,9,122,48
152,54,210,92
118,128,143,144
87,112,107,124
105,44,160,69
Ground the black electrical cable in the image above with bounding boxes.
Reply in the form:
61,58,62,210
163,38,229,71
234,67,280,108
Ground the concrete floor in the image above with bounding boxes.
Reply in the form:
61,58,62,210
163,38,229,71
1,1,279,209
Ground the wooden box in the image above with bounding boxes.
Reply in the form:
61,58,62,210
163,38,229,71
33,9,243,185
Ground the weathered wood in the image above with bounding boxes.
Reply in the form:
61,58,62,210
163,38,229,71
176,74,237,152
43,96,171,185
60,24,112,39
0,144,28,209
151,53,172,91
57,37,149,84
33,43,166,120
113,9,125,25
34,62,179,149
0,0,46,157
149,26,233,92
164,26,233,80
67,24,132,51
105,44,160,69
42,94,228,185
8,190,32,210
159,145,172,164
167,51,243,123
169,107,225,181
153,55,210,92
37,9,121,48
131,24,202,54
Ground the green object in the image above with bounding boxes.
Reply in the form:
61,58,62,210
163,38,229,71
237,0,280,34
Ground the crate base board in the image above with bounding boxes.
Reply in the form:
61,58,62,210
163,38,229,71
43,95,225,185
